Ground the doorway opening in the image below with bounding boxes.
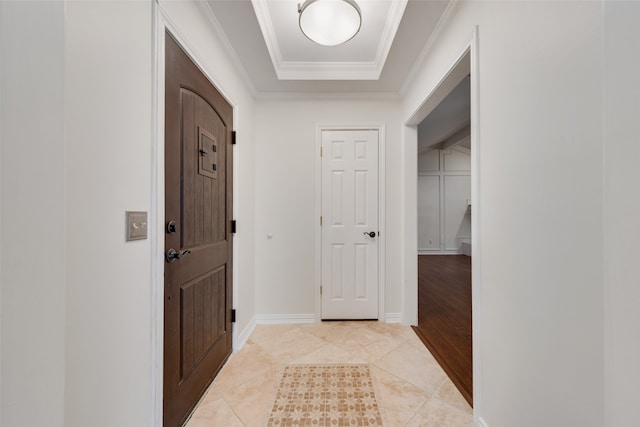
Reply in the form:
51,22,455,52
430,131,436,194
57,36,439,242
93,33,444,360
402,27,480,413
413,75,472,404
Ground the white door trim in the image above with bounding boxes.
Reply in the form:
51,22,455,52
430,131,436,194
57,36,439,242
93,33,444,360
315,124,386,322
402,26,481,418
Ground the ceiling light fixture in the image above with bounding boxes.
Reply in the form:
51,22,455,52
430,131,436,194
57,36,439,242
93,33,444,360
298,0,362,47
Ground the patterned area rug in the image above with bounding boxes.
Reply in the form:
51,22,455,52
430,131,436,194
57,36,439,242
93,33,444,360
266,364,383,426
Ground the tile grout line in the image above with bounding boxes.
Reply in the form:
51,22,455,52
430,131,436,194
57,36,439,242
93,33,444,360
369,364,431,425
401,377,473,426
224,362,285,427
429,378,473,415
221,395,246,427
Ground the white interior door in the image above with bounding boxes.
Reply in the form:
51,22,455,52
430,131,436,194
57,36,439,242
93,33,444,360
321,129,379,319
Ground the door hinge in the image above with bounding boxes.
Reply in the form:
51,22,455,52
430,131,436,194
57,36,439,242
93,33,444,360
232,131,237,145
320,216,323,226
231,220,237,234
231,309,236,323
320,146,322,157
320,286,323,296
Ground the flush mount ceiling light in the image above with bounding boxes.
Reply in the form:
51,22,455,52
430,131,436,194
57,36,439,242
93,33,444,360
298,0,362,46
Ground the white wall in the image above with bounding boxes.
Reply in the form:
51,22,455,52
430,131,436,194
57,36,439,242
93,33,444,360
603,2,640,426
418,148,471,253
254,98,402,319
64,2,154,425
0,2,66,425
404,2,604,426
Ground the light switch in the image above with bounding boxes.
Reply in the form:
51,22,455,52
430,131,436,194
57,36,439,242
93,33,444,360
126,211,147,241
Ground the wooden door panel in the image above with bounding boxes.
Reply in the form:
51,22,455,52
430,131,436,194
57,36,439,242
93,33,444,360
179,267,226,380
164,31,233,427
180,90,227,249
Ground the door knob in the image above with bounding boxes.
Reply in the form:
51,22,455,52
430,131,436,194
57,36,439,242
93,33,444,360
363,231,376,238
166,248,191,263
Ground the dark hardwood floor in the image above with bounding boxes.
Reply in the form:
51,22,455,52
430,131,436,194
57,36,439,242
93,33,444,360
413,255,472,406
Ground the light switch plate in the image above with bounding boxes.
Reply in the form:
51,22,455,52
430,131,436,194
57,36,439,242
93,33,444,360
126,211,148,241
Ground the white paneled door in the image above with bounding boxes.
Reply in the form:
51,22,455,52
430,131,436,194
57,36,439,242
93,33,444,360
321,129,379,319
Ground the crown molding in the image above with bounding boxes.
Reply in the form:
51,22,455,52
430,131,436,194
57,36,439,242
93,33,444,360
374,0,408,65
250,0,284,74
276,61,380,80
400,0,461,96
252,0,407,81
254,91,402,101
198,1,257,95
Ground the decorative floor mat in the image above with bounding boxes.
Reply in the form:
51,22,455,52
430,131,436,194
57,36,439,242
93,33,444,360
266,364,383,426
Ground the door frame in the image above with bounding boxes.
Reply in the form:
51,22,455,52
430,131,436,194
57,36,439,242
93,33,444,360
314,124,387,322
151,5,239,425
402,26,481,417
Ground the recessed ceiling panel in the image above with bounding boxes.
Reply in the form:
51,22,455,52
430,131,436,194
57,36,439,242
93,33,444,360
252,0,407,80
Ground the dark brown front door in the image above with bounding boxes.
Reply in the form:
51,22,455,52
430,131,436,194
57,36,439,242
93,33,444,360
164,31,233,427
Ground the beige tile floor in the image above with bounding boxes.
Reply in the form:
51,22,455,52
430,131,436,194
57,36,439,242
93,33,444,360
185,321,473,427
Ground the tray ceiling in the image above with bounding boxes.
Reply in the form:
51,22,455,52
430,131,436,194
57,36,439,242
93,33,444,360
203,0,452,94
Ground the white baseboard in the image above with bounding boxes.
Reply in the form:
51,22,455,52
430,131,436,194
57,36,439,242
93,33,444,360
418,251,463,255
233,315,256,352
418,249,441,255
253,314,401,324
384,313,401,323
477,416,489,427
255,314,316,324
